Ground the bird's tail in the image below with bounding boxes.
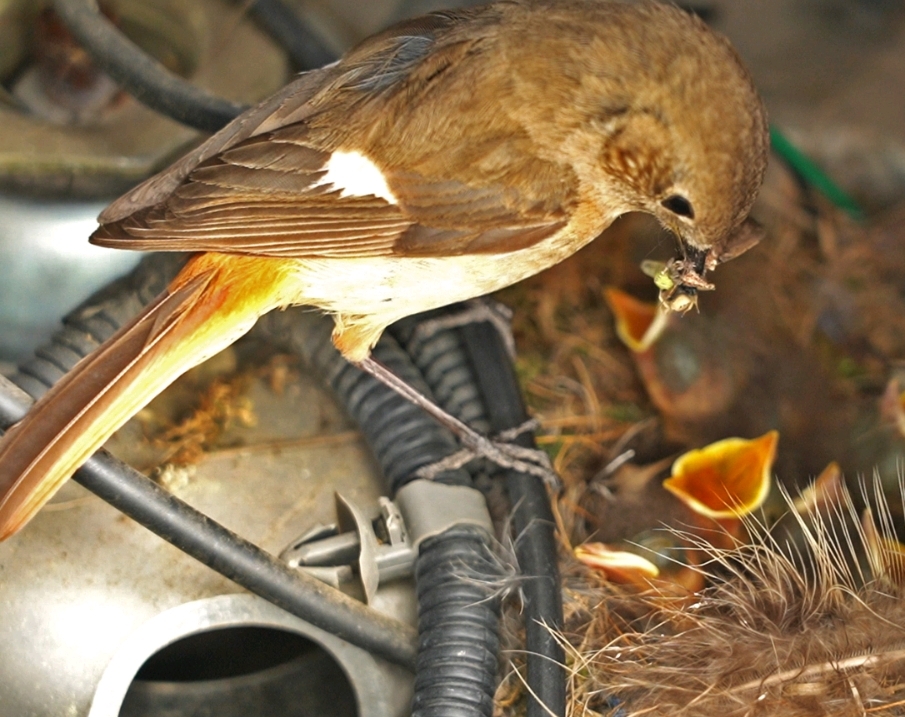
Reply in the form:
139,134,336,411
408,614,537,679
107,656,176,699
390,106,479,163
0,253,297,539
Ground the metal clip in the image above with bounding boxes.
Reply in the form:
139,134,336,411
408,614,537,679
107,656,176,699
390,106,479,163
279,481,494,604
279,493,415,604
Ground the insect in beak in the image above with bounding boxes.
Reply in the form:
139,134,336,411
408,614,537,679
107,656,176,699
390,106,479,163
643,241,713,313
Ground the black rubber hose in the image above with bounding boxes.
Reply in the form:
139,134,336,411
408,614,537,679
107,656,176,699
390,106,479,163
392,312,566,716
457,322,566,717
247,0,336,71
412,527,502,717
391,312,566,716
50,0,245,132
259,311,506,717
0,254,418,670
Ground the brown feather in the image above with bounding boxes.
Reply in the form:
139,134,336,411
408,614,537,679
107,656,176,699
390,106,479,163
91,2,579,261
97,66,342,224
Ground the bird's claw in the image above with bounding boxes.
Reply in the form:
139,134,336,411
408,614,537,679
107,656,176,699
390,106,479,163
415,426,560,490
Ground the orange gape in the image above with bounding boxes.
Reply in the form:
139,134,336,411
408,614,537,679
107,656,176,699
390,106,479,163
0,0,770,538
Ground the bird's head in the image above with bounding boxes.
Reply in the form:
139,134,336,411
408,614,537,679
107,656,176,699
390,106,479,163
591,6,768,310
514,1,769,309
593,91,768,310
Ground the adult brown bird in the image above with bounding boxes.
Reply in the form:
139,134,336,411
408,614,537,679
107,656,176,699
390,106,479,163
0,0,768,539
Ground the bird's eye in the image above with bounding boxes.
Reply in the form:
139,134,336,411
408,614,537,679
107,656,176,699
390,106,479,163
661,195,695,219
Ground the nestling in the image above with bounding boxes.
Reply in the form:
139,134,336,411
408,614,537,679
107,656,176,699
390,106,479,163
0,0,769,538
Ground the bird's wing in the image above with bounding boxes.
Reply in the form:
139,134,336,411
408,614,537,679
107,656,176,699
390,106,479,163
96,7,482,224
93,5,571,259
97,6,485,227
98,66,340,225
92,141,567,257
91,134,414,258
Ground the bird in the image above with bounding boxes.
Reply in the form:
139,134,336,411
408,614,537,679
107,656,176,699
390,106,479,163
0,0,768,539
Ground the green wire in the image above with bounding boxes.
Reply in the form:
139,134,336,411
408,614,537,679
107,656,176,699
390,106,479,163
769,125,864,221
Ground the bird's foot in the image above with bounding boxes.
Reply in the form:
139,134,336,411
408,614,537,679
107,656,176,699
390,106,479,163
415,418,560,490
355,357,559,488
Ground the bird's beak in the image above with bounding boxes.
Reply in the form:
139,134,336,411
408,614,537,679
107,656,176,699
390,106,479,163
659,219,762,312
705,218,765,272
680,240,709,278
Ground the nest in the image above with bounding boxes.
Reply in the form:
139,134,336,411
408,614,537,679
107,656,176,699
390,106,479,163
494,150,905,716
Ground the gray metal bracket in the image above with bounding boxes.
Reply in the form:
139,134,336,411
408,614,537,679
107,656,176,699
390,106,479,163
279,481,493,604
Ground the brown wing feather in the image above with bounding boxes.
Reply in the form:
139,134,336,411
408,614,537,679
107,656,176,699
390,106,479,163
96,60,355,225
96,6,481,225
93,2,573,261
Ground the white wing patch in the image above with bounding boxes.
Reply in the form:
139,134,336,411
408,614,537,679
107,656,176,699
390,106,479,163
315,150,398,204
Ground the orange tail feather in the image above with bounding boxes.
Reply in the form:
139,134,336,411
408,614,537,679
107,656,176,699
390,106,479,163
0,253,298,539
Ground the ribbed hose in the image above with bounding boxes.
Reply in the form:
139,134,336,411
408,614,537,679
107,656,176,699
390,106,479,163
393,313,566,717
390,315,492,438
412,527,501,717
261,310,505,717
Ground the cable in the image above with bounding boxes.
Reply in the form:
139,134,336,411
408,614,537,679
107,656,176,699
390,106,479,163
50,0,245,132
769,126,864,221
0,373,417,670
412,527,501,717
247,0,336,71
457,322,566,717
391,312,566,717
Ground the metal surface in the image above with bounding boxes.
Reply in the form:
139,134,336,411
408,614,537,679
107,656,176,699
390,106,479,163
0,193,140,362
89,594,413,717
0,362,415,717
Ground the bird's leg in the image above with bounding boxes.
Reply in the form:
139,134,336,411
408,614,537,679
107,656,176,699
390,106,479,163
355,356,559,487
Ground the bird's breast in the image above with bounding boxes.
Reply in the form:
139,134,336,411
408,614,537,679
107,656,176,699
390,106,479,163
287,219,596,323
